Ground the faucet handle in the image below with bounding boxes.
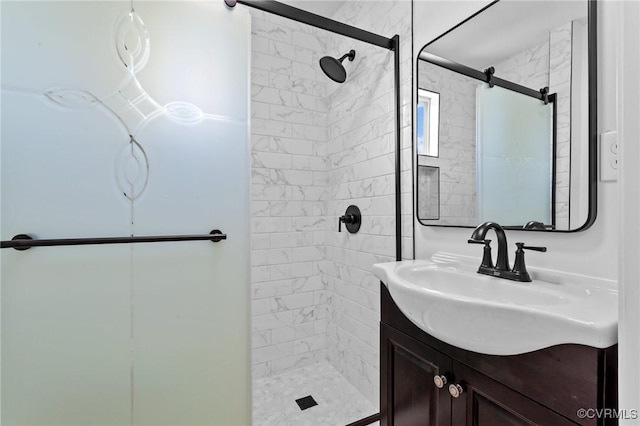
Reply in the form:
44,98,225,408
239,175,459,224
512,243,547,282
468,239,493,269
516,242,547,252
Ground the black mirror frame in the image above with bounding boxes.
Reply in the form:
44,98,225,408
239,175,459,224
414,0,597,233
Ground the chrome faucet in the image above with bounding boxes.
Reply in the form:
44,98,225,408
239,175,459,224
468,221,547,282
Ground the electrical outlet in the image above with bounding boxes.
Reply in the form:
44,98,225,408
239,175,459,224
600,131,618,182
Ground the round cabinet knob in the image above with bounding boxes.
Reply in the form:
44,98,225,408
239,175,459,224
433,375,448,388
448,383,464,398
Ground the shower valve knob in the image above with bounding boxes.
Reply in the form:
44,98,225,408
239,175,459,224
338,205,361,234
338,215,353,232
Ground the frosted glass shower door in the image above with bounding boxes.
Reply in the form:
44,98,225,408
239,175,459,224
476,85,553,226
1,2,251,425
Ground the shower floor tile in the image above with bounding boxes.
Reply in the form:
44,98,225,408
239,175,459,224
252,362,378,426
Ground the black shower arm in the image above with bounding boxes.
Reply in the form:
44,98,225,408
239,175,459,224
337,50,355,63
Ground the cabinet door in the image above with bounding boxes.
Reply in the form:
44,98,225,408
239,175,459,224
381,324,452,426
451,362,578,426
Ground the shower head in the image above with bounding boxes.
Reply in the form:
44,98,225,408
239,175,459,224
319,49,356,83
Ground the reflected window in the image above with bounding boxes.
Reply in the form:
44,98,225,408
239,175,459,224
417,89,440,157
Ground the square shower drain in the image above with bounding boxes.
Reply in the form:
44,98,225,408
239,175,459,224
295,395,318,410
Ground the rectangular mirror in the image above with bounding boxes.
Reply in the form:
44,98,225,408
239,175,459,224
416,0,596,231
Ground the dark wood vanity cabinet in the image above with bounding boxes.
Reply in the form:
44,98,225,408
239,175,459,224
380,284,618,426
449,361,579,426
382,323,452,426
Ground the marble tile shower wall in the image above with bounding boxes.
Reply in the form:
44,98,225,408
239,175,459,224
324,0,413,406
249,10,332,379
248,2,414,405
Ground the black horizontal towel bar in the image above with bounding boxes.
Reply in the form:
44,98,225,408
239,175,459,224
1,230,226,251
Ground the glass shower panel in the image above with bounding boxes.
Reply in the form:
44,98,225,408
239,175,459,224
127,3,251,423
131,117,250,424
476,85,553,226
1,2,250,425
1,92,133,423
2,3,134,424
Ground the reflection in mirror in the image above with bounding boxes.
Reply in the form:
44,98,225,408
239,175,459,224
417,89,440,157
416,0,594,231
477,85,553,226
417,165,440,220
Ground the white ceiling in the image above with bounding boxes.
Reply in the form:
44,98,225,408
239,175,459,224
421,0,588,69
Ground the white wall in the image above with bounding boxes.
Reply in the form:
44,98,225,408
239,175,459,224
414,1,619,282
617,0,640,420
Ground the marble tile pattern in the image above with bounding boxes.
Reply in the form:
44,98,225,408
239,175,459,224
417,62,479,226
495,39,550,93
548,23,572,230
323,0,412,407
250,10,332,380
249,0,413,409
417,165,440,220
252,362,377,426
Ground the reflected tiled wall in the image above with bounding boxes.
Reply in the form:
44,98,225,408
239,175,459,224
417,62,478,226
548,23,572,230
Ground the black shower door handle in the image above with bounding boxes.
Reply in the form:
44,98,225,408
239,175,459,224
1,229,227,251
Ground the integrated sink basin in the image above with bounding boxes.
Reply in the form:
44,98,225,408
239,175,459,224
373,253,618,355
